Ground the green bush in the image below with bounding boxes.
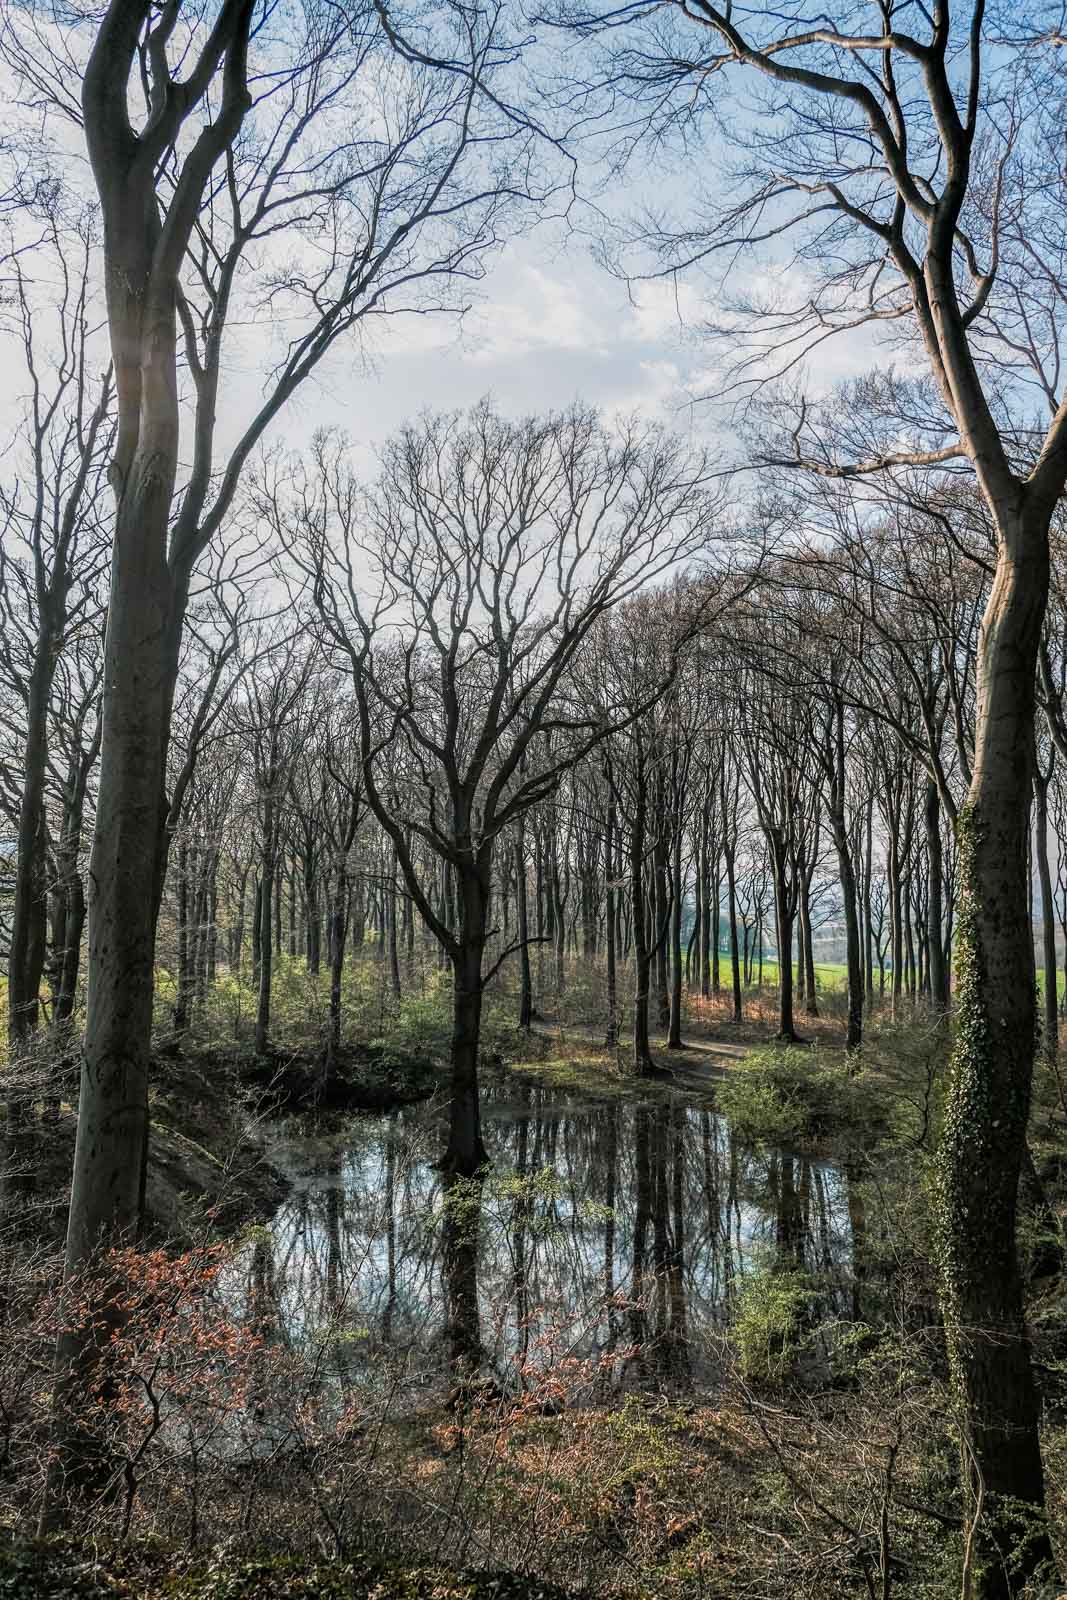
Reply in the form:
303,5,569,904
733,1261,813,1382
372,981,453,1067
715,1046,886,1148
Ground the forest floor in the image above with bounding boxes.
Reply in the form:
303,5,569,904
526,1025,752,1100
515,995,857,1102
13,987,1067,1599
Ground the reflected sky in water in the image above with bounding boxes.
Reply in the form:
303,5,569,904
222,1081,860,1395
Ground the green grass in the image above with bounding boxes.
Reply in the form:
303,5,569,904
731,959,849,992
745,958,1067,1004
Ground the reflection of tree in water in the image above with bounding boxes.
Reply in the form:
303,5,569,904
225,1088,859,1395
441,1168,484,1374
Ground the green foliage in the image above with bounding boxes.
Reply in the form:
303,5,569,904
599,1393,683,1479
511,1052,635,1099
0,1541,575,1600
714,1046,886,1148
372,985,453,1067
732,1260,813,1382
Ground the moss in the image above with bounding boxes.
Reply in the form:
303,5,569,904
932,804,1018,1353
510,1051,639,1100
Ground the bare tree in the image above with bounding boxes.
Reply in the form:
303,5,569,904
0,213,111,1049
303,405,728,1169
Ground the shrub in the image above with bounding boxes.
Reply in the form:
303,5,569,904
733,1261,813,1382
715,1046,886,1148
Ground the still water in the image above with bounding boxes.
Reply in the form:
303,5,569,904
226,1079,859,1393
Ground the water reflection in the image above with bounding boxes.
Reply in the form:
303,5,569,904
225,1083,857,1393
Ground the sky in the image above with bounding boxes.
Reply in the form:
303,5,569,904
160,219,894,488
200,229,713,466
0,218,714,482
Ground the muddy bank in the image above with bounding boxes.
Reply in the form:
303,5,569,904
236,1041,440,1114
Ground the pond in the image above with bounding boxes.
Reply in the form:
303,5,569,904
224,1075,863,1400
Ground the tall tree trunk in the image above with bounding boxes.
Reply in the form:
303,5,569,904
1033,769,1058,1067
653,822,670,1030
44,492,183,1524
445,893,489,1178
516,824,533,1030
305,858,320,974
799,874,818,1017
888,816,903,1020
830,821,863,1052
863,795,875,1011
926,779,949,1013
604,778,618,1048
822,695,862,1049
387,849,401,1002
205,855,218,989
8,642,55,1046
698,821,711,998
711,858,721,997
667,823,684,1049
630,752,657,1075
173,838,192,1033
724,843,743,1024
325,863,348,1082
769,834,798,1043
251,876,263,985
935,522,1055,1594
795,893,808,1008
256,793,275,1056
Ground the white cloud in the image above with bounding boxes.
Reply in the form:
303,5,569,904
620,279,704,344
461,264,612,365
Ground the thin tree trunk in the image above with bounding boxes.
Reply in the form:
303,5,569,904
604,781,618,1048
256,794,275,1056
1034,769,1058,1065
799,874,818,1017
770,835,798,1043
724,843,743,1024
8,641,55,1046
667,822,684,1049
630,751,657,1075
173,838,192,1033
325,863,348,1082
516,824,533,1030
926,779,949,1013
387,848,401,1002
